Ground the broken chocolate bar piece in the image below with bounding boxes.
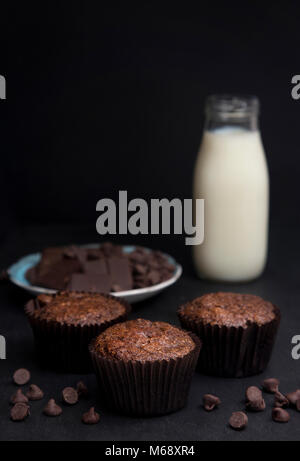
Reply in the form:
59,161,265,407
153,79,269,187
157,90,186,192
83,259,108,276
67,273,112,293
107,257,133,291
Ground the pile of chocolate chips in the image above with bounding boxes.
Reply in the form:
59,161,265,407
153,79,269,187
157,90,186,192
26,242,175,293
203,377,300,431
10,368,99,425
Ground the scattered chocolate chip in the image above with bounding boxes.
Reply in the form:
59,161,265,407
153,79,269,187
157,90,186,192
26,384,44,401
272,407,290,423
62,387,78,405
229,411,248,431
82,407,100,425
10,403,30,422
286,390,300,406
43,399,62,417
263,378,279,394
274,391,289,408
13,368,31,386
10,389,29,405
76,381,89,399
245,386,266,412
203,394,221,411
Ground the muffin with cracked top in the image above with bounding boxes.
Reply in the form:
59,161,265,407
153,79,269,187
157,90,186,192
25,291,131,373
178,292,280,378
89,318,201,416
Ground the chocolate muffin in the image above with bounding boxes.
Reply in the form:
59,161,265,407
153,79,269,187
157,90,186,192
25,291,131,373
178,292,280,378
89,319,201,416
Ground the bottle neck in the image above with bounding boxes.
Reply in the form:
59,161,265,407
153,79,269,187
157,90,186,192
204,95,259,132
205,112,258,132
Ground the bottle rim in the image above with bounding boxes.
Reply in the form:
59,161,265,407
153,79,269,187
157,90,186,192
205,94,260,117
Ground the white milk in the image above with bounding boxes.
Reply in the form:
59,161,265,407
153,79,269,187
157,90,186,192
193,127,269,282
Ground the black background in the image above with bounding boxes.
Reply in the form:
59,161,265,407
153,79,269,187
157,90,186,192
1,1,300,229
1,1,300,442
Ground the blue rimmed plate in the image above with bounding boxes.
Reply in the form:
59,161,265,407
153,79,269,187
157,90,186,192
8,244,182,303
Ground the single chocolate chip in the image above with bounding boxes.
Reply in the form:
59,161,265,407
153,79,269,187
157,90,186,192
43,399,62,417
263,378,279,394
229,411,248,431
274,391,289,408
286,389,300,406
10,403,30,422
10,389,29,405
26,384,44,401
203,394,221,411
82,407,100,425
245,386,266,412
62,387,78,405
272,407,290,423
76,381,89,399
13,368,31,386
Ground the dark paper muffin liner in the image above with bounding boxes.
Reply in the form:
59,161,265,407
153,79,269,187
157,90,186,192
25,292,131,373
177,305,280,378
89,332,201,416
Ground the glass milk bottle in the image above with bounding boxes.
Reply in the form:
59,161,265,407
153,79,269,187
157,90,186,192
193,95,269,282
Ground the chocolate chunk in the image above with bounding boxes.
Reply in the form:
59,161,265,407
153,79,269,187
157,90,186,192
133,263,148,276
26,384,44,401
62,387,78,405
81,407,100,425
286,389,300,406
64,246,86,267
76,381,89,399
229,411,248,430
129,250,147,264
10,389,29,405
43,399,62,417
10,403,30,422
147,270,161,285
245,386,266,412
203,394,221,411
263,378,279,394
111,284,122,292
67,273,112,293
107,257,133,291
274,391,289,408
272,407,290,423
13,368,31,386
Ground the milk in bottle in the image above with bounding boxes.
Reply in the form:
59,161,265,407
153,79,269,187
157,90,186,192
193,95,269,282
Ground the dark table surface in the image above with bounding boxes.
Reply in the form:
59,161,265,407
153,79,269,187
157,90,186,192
0,222,299,441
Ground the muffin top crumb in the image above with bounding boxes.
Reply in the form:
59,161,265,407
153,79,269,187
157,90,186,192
93,318,196,361
179,292,276,328
33,291,126,326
